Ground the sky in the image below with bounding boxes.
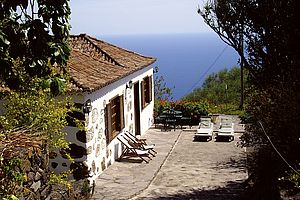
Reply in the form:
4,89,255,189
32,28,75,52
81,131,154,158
70,0,212,35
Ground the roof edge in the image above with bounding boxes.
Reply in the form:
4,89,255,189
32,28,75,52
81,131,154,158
80,34,156,61
70,34,124,67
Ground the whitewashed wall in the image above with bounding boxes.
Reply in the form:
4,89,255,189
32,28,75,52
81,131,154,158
135,68,154,135
49,65,154,182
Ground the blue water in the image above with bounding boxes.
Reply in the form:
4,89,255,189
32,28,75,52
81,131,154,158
99,33,239,100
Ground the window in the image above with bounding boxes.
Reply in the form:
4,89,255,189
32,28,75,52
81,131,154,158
141,75,152,109
105,95,124,144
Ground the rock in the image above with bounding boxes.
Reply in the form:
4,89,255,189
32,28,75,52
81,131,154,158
27,172,35,181
30,180,41,192
34,172,42,181
26,181,33,186
45,191,63,200
87,146,93,154
18,194,25,200
46,185,69,200
38,168,44,174
25,193,36,200
41,185,51,198
22,160,31,172
49,152,58,159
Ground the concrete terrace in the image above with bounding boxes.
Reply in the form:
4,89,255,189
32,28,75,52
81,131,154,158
92,116,247,200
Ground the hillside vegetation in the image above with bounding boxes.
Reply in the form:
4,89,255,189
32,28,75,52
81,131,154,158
183,67,242,114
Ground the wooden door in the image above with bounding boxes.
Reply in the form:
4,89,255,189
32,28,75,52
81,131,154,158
134,82,141,135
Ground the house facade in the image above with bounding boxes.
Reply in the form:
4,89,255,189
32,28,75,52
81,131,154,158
49,34,156,181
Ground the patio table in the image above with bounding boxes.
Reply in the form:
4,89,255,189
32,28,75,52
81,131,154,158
178,116,192,129
159,109,183,131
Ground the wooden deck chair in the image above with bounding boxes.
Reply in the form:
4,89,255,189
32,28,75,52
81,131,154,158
124,131,157,153
123,132,157,156
117,135,151,163
124,131,147,144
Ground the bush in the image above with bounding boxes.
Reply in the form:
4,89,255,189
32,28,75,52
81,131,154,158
155,100,209,125
208,103,244,116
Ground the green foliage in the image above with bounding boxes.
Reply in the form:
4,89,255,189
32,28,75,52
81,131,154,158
0,158,25,199
2,195,19,200
50,173,93,199
0,0,73,151
49,172,72,190
153,66,174,102
287,170,300,189
183,67,244,114
0,89,72,149
155,100,209,125
153,66,174,115
80,179,92,197
0,0,71,93
156,100,209,116
184,67,241,105
200,0,300,197
208,103,243,116
0,1,75,198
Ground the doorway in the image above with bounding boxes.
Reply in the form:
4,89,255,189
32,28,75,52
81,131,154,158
134,82,141,136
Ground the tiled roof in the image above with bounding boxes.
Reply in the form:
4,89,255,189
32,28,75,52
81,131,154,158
68,34,156,92
0,34,155,94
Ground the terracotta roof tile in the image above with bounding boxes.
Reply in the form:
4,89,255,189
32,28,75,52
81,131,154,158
84,35,155,68
0,34,156,94
68,34,156,92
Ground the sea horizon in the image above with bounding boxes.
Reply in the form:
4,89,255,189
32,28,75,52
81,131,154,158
98,33,239,100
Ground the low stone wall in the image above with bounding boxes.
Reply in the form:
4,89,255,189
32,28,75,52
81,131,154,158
0,132,91,199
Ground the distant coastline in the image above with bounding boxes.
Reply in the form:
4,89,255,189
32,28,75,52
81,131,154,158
99,33,239,100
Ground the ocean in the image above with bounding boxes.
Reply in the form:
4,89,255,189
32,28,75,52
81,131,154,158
99,33,239,100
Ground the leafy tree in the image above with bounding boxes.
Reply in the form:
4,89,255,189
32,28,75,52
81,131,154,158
154,66,173,102
200,0,300,198
0,0,72,144
184,67,241,106
0,1,89,198
153,66,174,114
0,89,71,149
0,1,74,198
0,0,71,92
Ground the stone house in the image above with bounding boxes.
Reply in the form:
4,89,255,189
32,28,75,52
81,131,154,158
49,34,156,182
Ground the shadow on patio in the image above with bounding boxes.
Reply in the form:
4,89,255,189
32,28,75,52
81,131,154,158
148,181,247,200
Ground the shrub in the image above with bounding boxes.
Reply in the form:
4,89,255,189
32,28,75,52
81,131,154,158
155,100,209,122
208,103,244,116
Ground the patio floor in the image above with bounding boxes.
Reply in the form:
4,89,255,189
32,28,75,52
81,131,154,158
92,115,247,200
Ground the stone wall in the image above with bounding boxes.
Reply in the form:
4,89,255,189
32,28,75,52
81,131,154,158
49,104,108,182
0,132,91,199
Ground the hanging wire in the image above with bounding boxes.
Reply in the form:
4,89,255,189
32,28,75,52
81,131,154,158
258,121,300,176
182,45,228,97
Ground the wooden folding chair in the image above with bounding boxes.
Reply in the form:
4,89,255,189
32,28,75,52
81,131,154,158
117,135,151,163
123,131,157,156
